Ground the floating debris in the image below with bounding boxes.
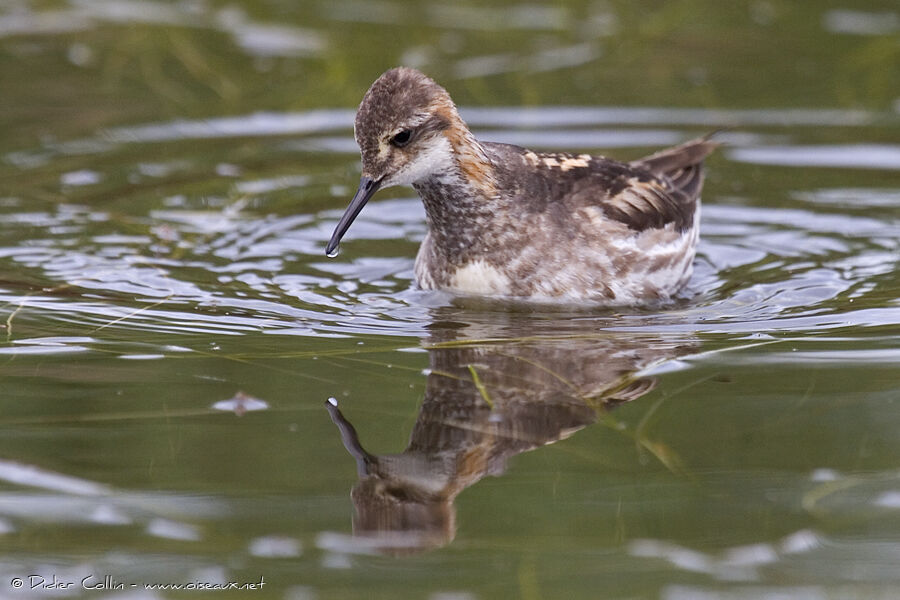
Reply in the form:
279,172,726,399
212,391,269,416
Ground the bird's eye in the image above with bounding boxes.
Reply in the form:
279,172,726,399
390,129,412,147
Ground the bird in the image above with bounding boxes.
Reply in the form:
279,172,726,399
325,67,717,304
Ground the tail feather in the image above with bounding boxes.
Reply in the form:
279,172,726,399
633,134,720,176
669,163,704,201
632,134,719,203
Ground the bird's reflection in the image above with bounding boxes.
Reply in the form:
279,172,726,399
326,313,691,554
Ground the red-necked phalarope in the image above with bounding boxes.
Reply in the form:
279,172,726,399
326,67,717,304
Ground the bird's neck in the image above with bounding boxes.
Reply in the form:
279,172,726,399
413,127,501,264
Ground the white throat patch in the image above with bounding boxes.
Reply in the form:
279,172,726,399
383,134,455,187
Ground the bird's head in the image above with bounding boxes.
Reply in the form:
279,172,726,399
326,67,465,257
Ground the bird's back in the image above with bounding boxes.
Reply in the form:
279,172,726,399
483,136,717,235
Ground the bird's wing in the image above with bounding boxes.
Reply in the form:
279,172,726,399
483,137,717,233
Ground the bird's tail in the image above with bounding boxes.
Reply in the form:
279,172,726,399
632,133,720,201
634,134,719,174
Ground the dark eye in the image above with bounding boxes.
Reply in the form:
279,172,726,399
390,129,412,147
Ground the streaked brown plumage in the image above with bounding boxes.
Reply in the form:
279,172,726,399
326,67,718,304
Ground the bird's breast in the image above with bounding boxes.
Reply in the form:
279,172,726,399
448,260,513,296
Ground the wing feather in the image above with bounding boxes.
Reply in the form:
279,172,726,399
483,137,717,233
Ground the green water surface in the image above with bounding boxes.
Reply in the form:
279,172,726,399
1,1,899,599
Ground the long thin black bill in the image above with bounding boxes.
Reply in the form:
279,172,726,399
324,176,381,257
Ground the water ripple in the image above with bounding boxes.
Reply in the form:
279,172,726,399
729,144,900,170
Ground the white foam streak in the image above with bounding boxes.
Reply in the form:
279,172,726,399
729,144,900,170
103,110,354,143
0,459,110,496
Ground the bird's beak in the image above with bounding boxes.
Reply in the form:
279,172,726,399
325,176,381,257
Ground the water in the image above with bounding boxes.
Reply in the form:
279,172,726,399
1,1,899,598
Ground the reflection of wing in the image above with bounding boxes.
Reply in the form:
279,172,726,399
328,315,695,553
602,377,658,406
